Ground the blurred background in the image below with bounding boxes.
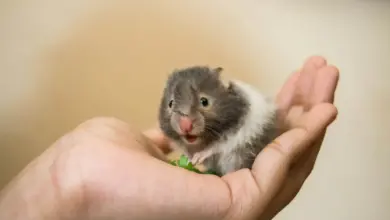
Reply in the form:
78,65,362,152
1,1,389,219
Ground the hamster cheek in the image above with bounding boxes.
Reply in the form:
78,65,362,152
199,106,218,118
192,115,205,135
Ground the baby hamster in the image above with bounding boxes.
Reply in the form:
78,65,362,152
158,66,279,176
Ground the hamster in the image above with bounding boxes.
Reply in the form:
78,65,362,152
158,66,279,176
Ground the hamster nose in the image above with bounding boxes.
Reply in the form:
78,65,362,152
179,116,193,133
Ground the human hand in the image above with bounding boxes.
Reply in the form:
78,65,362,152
260,55,340,218
0,56,339,220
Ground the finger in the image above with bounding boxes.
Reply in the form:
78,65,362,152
296,56,327,109
143,127,172,154
260,134,326,220
259,176,302,220
276,70,301,115
250,103,337,201
311,65,340,105
297,133,326,177
291,103,338,165
259,104,338,219
301,65,339,174
261,104,338,217
305,55,328,68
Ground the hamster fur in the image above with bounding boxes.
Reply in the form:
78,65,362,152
158,66,279,176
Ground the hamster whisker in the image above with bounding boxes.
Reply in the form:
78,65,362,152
204,126,222,139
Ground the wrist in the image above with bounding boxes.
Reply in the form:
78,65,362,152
0,147,84,220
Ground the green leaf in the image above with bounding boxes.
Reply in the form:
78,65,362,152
187,162,194,169
178,155,189,167
204,170,219,175
167,155,220,176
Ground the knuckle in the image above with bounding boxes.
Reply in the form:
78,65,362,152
266,140,287,156
319,103,339,123
75,117,134,136
328,104,339,119
77,117,126,129
71,117,137,145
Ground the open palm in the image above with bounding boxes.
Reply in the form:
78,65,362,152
0,56,339,220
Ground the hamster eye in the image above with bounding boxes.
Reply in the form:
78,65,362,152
200,97,209,107
168,100,173,108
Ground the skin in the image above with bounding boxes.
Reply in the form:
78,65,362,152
0,56,339,220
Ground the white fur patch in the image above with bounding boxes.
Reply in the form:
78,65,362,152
211,80,276,160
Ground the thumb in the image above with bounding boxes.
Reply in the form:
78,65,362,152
143,126,172,154
251,103,337,202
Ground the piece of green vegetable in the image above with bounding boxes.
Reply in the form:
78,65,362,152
169,155,219,176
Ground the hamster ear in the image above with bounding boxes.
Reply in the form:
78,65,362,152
226,81,239,94
213,67,223,73
211,67,223,78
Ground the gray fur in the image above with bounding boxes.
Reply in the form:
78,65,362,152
158,66,278,175
158,66,249,154
203,112,279,176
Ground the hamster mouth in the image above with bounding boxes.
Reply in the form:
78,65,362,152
184,135,198,143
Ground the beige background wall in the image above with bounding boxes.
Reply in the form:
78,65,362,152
1,1,389,219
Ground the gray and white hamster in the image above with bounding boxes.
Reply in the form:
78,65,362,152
158,66,279,176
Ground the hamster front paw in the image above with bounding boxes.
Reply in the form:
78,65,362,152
191,149,214,165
